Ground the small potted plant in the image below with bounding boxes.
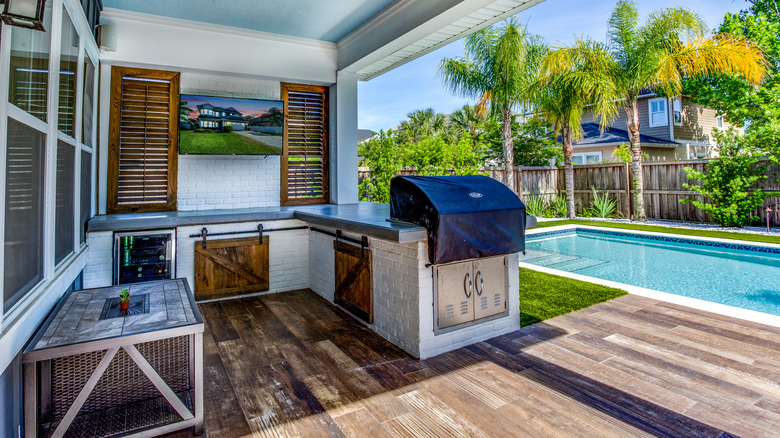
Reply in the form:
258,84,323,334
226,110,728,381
119,288,130,311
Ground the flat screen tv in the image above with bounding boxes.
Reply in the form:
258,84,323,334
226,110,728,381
179,94,284,155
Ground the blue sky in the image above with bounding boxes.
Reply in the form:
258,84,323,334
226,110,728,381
357,0,747,132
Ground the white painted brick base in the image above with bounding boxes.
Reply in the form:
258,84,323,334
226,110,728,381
83,231,114,288
308,226,521,359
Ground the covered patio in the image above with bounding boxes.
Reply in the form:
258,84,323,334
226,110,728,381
180,290,780,438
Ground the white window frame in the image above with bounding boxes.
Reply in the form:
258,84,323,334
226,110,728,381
648,97,668,127
716,115,724,129
672,98,682,126
572,151,602,165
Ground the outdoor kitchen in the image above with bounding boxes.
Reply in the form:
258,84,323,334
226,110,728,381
83,174,527,359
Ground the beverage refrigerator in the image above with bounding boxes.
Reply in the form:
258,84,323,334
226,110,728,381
114,230,176,285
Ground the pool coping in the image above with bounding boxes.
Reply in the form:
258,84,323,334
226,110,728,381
522,224,780,329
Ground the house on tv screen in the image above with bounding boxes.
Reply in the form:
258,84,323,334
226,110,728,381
196,103,248,131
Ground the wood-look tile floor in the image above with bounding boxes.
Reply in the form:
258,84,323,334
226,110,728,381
172,290,780,438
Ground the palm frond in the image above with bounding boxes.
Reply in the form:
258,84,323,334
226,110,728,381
607,0,640,68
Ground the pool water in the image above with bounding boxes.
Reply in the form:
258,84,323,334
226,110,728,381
520,229,780,316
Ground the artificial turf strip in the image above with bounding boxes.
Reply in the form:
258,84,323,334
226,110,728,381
519,267,627,326
532,219,780,245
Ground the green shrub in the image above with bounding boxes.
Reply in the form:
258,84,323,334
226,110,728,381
587,187,619,218
524,195,548,217
194,128,205,133
682,130,768,227
550,194,568,217
223,125,234,133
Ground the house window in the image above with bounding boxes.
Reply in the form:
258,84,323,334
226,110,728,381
673,99,682,126
648,98,667,127
107,67,180,213
716,115,724,129
7,3,53,122
572,152,602,165
55,140,75,265
4,119,46,310
281,82,329,205
58,8,80,137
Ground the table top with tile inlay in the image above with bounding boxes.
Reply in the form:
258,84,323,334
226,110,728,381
24,279,202,361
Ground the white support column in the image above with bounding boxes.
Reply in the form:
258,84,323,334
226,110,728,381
329,70,359,204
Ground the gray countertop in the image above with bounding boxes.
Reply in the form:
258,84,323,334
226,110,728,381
88,202,427,243
27,279,202,352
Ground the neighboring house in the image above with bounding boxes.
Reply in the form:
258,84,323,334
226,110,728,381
575,93,736,162
196,103,248,131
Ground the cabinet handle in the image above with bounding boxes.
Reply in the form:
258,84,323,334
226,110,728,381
464,273,472,298
476,271,484,295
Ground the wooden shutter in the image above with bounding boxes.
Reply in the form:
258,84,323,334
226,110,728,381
107,67,179,213
281,83,329,205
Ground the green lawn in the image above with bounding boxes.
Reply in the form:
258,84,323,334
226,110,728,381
180,130,282,155
533,219,780,245
519,267,627,326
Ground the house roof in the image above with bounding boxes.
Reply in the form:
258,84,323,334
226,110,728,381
563,123,680,148
101,0,547,81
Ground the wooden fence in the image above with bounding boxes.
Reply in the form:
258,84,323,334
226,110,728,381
359,160,780,225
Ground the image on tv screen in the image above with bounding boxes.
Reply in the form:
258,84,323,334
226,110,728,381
179,94,284,155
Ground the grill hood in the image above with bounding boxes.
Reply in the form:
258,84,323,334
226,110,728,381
390,175,526,265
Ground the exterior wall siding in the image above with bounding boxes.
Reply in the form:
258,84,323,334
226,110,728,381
674,101,736,143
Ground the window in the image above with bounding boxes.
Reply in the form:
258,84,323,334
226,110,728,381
82,58,96,147
107,67,180,213
673,99,682,126
572,152,602,165
648,98,667,127
7,3,53,122
716,115,724,129
4,120,46,310
55,141,75,264
58,8,79,137
80,151,92,244
281,83,329,205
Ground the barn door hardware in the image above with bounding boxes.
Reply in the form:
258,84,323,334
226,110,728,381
190,225,308,247
311,227,368,249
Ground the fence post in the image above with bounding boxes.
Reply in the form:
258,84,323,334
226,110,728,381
624,162,631,219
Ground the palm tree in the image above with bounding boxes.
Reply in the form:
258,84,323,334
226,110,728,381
537,40,620,217
449,104,486,138
440,19,546,190
399,108,452,142
545,0,766,220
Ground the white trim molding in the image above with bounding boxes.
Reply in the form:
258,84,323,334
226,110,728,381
648,97,668,128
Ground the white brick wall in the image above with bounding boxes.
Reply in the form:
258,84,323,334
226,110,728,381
177,72,282,211
177,155,280,210
84,231,114,288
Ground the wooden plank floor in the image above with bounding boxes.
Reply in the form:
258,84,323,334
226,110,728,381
171,290,780,438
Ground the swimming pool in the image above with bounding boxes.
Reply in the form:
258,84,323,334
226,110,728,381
520,227,780,317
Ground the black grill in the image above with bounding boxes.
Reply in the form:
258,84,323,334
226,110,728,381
390,175,527,265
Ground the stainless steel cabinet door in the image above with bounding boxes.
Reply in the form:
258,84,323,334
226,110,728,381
474,256,507,320
436,261,474,329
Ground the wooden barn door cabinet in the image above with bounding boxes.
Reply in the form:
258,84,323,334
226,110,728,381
333,240,373,323
194,236,270,301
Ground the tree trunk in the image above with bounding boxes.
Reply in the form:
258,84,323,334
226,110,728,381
561,122,576,218
625,100,647,221
502,107,515,192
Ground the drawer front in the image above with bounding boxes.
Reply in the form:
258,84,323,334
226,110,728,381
436,262,474,329
474,256,507,320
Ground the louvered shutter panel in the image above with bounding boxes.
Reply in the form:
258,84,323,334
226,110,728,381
108,68,179,213
282,83,328,205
